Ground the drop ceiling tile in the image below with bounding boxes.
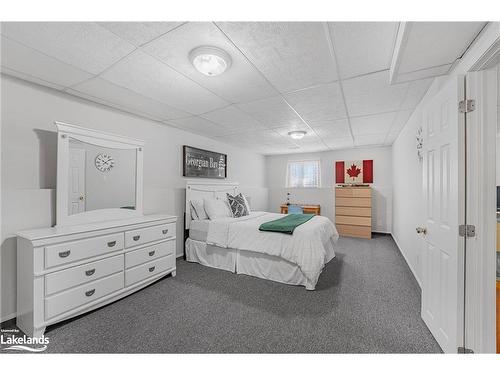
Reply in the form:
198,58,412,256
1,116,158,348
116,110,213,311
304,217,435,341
142,22,278,103
350,112,396,135
323,137,355,150
1,22,136,75
1,66,65,90
200,105,266,132
354,133,387,147
398,22,486,74
98,22,184,46
169,116,227,137
343,70,408,117
389,109,414,133
217,22,337,92
400,78,433,110
217,129,291,147
329,22,398,79
1,36,93,88
70,77,191,120
284,82,346,122
237,96,304,128
309,119,351,139
100,50,228,114
394,64,450,83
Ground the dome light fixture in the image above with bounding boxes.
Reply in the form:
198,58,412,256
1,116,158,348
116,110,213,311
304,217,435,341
288,130,307,140
189,46,232,76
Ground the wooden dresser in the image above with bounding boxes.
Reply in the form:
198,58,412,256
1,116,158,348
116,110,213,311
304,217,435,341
335,186,372,239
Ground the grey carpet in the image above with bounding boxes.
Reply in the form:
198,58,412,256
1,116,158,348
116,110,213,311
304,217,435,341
3,234,442,353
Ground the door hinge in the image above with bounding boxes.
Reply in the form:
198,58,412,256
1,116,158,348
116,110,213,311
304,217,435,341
458,99,475,113
459,224,476,238
457,346,474,354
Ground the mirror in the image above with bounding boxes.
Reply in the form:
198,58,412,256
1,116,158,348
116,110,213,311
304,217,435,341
68,138,137,215
56,121,144,227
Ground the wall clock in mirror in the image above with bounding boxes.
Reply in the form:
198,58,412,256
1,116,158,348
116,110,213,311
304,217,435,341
95,153,115,172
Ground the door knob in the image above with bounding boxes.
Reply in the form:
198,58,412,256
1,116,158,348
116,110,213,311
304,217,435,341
416,227,427,235
79,196,84,201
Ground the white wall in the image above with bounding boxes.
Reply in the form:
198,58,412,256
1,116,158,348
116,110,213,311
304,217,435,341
265,147,393,233
0,75,268,321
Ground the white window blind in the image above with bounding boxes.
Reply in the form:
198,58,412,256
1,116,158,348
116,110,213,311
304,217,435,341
286,160,321,188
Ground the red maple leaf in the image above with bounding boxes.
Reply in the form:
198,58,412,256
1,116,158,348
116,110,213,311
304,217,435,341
346,164,361,179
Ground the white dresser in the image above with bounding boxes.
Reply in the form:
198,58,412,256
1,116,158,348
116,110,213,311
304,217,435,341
16,214,177,337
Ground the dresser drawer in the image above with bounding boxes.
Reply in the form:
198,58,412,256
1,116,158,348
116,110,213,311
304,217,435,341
125,223,175,248
45,233,124,269
125,239,175,269
337,224,372,239
45,255,124,296
125,254,175,287
335,215,371,227
335,197,371,207
45,272,124,319
336,207,371,217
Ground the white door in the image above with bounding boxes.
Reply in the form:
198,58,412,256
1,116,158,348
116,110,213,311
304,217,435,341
68,148,86,214
420,76,466,353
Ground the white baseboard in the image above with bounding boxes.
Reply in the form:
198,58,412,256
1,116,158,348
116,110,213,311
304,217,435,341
391,233,422,289
1,312,16,324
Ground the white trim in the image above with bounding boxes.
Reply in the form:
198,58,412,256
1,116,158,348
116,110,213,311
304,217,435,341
55,121,144,227
391,233,422,289
1,312,16,324
389,22,410,84
463,69,497,353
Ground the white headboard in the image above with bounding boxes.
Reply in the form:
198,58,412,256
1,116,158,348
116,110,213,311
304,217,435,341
185,180,239,229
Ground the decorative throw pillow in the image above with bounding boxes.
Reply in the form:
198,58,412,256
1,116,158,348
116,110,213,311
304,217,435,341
227,193,249,218
190,199,208,220
203,197,232,219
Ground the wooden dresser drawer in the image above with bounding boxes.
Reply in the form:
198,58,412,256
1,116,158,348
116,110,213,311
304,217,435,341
125,239,175,269
45,233,124,269
335,188,353,197
337,224,371,239
125,254,175,287
45,255,124,296
335,215,371,227
336,197,371,207
45,272,124,319
336,207,371,217
125,223,175,248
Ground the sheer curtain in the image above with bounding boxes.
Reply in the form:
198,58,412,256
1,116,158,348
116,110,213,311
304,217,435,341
286,160,320,188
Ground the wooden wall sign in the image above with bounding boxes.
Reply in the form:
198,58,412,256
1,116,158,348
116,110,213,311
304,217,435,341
183,145,227,179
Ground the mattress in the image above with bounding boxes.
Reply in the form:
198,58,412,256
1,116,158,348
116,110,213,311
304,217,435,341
189,219,210,242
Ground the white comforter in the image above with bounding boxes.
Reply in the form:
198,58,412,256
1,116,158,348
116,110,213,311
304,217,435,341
206,211,339,286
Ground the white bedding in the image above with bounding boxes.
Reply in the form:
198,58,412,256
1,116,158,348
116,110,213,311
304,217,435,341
206,211,338,287
189,219,210,242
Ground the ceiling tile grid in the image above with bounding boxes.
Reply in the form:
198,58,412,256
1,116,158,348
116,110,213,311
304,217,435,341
0,21,480,155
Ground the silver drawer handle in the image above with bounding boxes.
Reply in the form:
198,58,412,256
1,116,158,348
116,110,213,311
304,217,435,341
133,235,140,241
85,269,95,276
107,241,117,247
148,250,155,257
59,250,71,258
162,229,168,235
85,289,95,297
148,266,155,273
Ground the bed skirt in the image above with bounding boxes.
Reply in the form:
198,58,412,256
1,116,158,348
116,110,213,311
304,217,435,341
185,238,335,290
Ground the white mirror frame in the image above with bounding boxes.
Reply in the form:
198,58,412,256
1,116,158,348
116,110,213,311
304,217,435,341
55,121,145,227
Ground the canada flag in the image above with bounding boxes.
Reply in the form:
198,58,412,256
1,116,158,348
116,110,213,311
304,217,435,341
335,160,373,184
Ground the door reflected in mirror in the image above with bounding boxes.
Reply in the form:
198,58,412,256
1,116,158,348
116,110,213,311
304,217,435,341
68,138,136,215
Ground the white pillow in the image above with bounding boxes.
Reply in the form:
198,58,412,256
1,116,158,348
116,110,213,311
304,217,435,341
203,197,232,219
242,194,251,213
190,199,208,220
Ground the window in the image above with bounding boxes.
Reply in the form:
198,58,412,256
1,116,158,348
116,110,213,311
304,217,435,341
286,160,321,188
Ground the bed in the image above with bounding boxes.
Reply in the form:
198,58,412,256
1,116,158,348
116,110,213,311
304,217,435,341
184,181,339,290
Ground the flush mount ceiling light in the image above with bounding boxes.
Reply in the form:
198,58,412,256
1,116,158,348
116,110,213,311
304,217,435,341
189,46,232,76
288,130,307,140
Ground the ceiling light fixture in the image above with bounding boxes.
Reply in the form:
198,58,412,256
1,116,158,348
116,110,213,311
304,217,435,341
288,130,307,140
189,46,232,76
